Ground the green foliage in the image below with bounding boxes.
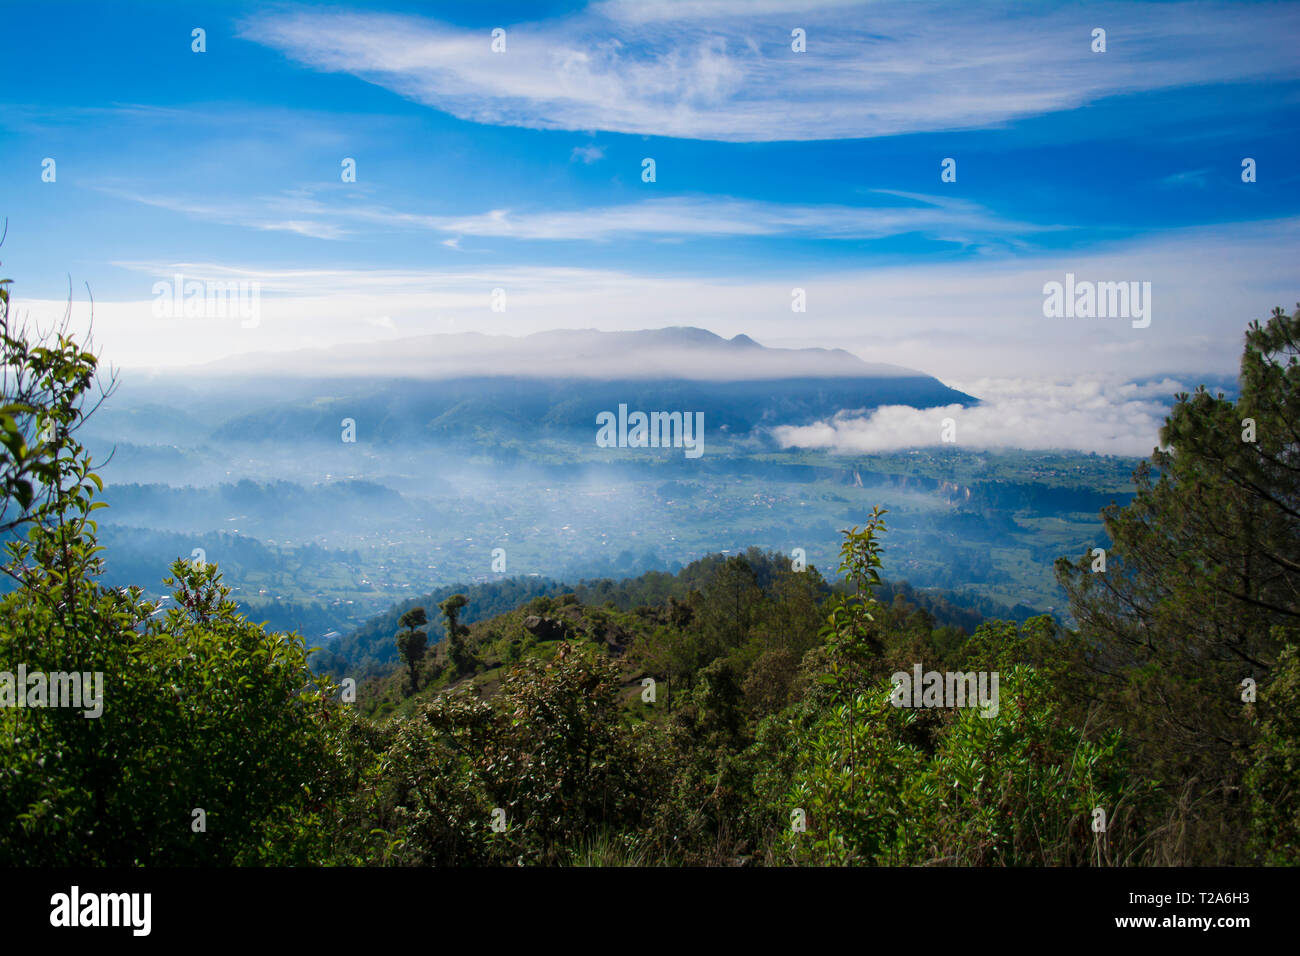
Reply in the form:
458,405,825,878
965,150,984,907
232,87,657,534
770,511,1148,866
0,551,355,865
742,647,800,719
348,645,669,865
0,272,111,538
781,681,926,865
1246,639,1300,864
813,508,889,811
778,666,1146,866
350,694,498,866
904,666,1145,866
487,646,666,862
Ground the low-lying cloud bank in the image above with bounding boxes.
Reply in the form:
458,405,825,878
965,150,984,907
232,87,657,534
772,377,1199,456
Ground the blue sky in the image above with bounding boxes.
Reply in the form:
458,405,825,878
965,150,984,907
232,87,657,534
2,0,1299,391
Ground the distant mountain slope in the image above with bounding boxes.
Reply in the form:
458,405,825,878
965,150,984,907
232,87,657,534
201,374,976,445
191,326,947,381
107,327,977,447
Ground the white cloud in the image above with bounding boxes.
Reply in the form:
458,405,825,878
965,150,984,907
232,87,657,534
240,1,1300,142
570,144,606,164
772,376,1188,456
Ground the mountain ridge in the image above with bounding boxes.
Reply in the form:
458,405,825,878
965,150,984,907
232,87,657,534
170,326,937,382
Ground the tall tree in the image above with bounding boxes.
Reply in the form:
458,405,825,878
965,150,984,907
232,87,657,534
395,607,429,692
439,593,472,677
1056,303,1300,861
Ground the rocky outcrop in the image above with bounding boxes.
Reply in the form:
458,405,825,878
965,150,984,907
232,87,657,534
522,615,569,642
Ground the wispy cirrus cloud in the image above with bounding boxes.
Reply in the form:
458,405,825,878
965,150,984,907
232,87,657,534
1160,168,1212,188
418,191,1057,242
97,186,353,240
239,1,1300,142
102,186,1056,245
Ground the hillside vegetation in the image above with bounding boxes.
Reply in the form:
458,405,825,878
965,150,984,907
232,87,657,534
323,551,1035,683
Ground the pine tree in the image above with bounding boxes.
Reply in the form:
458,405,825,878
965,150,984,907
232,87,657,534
1056,303,1300,862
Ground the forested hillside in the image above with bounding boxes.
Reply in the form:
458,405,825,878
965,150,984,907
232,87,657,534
319,551,1037,681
